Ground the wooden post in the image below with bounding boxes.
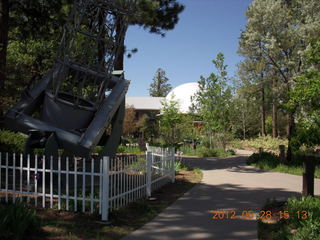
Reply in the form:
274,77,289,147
302,157,315,197
279,145,286,163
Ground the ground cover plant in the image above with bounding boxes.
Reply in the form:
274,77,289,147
230,136,288,152
258,196,320,240
247,151,320,178
116,145,144,155
4,167,202,240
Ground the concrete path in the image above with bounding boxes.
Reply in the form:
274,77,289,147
122,153,320,240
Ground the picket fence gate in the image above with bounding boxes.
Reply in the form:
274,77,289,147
0,147,175,221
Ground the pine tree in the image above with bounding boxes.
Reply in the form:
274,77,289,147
149,68,172,97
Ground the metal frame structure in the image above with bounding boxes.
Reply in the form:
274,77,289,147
4,0,134,159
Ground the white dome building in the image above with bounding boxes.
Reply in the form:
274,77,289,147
166,82,199,113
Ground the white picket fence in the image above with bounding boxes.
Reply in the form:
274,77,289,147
0,147,175,221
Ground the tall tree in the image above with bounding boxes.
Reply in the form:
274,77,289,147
0,0,9,92
149,68,172,97
239,0,320,160
288,40,320,149
231,84,260,139
114,0,184,70
192,53,232,149
159,96,182,146
123,105,137,137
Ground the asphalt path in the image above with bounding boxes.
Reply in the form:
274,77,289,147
122,152,320,240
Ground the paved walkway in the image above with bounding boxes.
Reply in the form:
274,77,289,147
122,152,320,240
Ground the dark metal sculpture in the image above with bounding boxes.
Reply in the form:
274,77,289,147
5,0,133,159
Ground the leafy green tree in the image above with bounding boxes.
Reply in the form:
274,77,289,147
192,53,232,149
159,96,183,146
149,68,172,97
231,85,260,139
288,41,320,149
239,0,320,160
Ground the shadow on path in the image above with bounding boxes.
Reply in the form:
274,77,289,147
123,155,307,240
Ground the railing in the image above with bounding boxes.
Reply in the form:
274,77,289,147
0,147,175,221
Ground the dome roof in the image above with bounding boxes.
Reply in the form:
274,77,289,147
166,82,199,113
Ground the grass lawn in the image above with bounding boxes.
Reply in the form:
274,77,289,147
27,168,202,240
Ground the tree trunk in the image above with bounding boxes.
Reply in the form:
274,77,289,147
286,112,294,162
97,10,106,68
272,102,278,137
114,15,126,71
242,107,246,140
272,75,278,138
0,0,9,126
260,76,266,137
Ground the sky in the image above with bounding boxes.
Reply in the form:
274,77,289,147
124,0,253,97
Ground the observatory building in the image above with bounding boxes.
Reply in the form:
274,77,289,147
125,82,200,118
165,82,199,113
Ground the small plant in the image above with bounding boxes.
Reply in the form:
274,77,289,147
116,145,143,155
175,160,188,173
0,200,40,240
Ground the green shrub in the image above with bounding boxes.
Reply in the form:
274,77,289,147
247,151,320,178
0,201,40,240
179,145,234,158
279,197,320,240
198,147,233,157
230,136,288,151
259,197,320,240
0,130,27,153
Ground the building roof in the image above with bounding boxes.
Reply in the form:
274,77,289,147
126,97,164,110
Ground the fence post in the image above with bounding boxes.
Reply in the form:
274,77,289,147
146,152,152,197
101,156,109,221
171,148,175,183
302,157,315,197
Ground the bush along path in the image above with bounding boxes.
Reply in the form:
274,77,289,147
247,151,320,178
258,196,320,240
